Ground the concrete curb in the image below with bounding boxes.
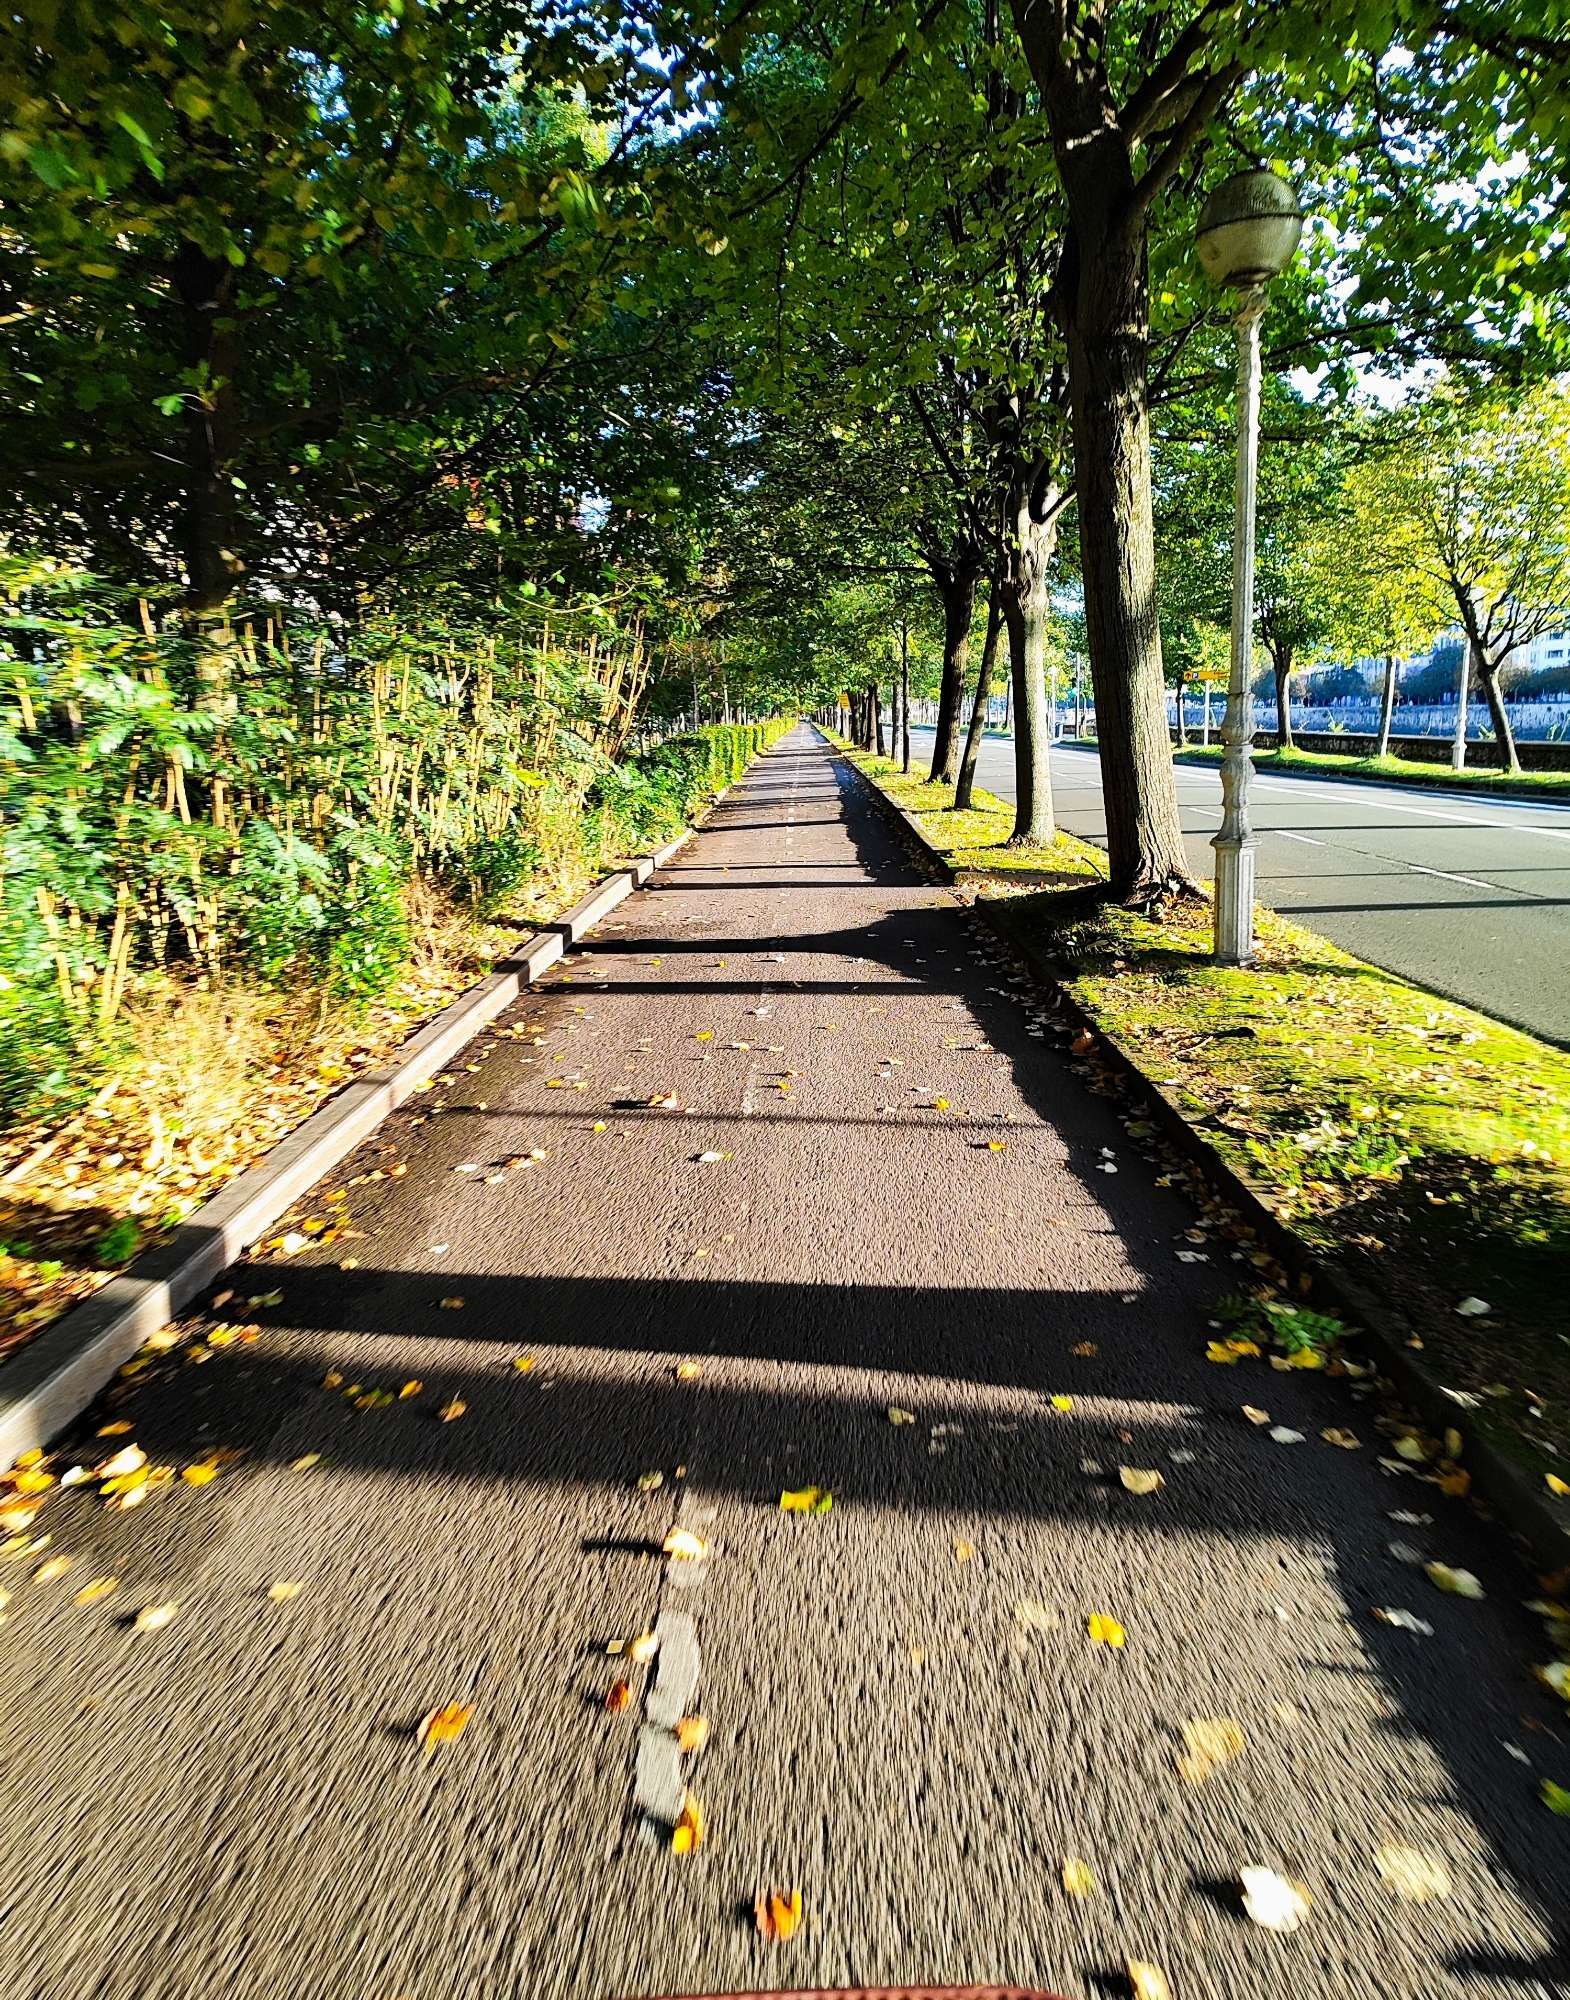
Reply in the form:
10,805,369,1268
0,823,700,1469
830,733,1570,1575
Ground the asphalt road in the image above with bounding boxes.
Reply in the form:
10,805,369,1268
4,727,1568,2000
912,726,1570,1045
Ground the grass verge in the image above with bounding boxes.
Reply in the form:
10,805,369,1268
989,888,1570,1489
831,739,1106,884
1171,741,1570,799
840,737,1570,1496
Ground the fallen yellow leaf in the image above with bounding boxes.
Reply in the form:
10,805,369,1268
133,1601,178,1633
780,1486,833,1514
1177,1716,1245,1784
1321,1428,1362,1450
1548,1475,1570,1498
512,1356,536,1373
97,1421,133,1437
1062,1856,1097,1897
671,1791,704,1853
663,1527,708,1560
290,1453,321,1472
437,1397,467,1422
181,1461,220,1486
1425,1561,1484,1599
417,1701,475,1752
1127,1960,1173,2000
1242,1405,1271,1425
887,1406,916,1425
953,1539,974,1562
399,1379,423,1399
675,1360,702,1381
1050,1394,1073,1412
9,1468,54,1495
73,1576,119,1606
268,1579,304,1602
33,1555,72,1584
1087,1612,1126,1648
1118,1467,1164,1496
755,1887,803,1940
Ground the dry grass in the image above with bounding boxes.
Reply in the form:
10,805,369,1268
0,875,490,1361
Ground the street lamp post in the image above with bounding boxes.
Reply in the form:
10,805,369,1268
1195,169,1304,967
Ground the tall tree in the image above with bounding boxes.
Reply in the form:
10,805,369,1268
1366,381,1570,772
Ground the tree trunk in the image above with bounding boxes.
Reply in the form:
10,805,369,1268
1016,24,1193,899
173,241,242,615
900,621,912,773
956,574,1004,812
926,558,981,783
872,681,887,758
1273,658,1294,750
1477,658,1521,773
1173,667,1188,747
1000,500,1057,845
1376,652,1397,758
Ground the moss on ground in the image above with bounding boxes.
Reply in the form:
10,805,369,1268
834,741,1106,883
990,889,1570,1487
1172,741,1570,799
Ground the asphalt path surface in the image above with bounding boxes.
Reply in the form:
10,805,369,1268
5,727,1569,2000
912,726,1570,1045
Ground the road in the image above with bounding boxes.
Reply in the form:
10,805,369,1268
912,726,1570,1045
3,727,1567,2000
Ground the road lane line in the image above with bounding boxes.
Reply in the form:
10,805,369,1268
1408,863,1512,891
1271,829,1326,846
1249,778,1570,843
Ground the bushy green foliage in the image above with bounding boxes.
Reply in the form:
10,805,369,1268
1,562,787,1119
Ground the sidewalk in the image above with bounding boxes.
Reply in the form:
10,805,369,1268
2,725,1565,2000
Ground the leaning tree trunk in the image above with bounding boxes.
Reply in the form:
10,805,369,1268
956,575,1004,812
1000,503,1058,845
1063,281,1192,892
1018,22,1194,899
926,558,981,784
1376,652,1397,759
1477,659,1521,773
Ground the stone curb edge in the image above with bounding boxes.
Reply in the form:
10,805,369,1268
824,729,1570,1575
0,806,716,1469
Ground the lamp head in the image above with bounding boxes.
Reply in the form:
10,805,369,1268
1196,169,1303,289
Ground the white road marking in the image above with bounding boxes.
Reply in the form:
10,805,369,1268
1249,778,1570,844
1272,829,1326,846
1408,863,1505,891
